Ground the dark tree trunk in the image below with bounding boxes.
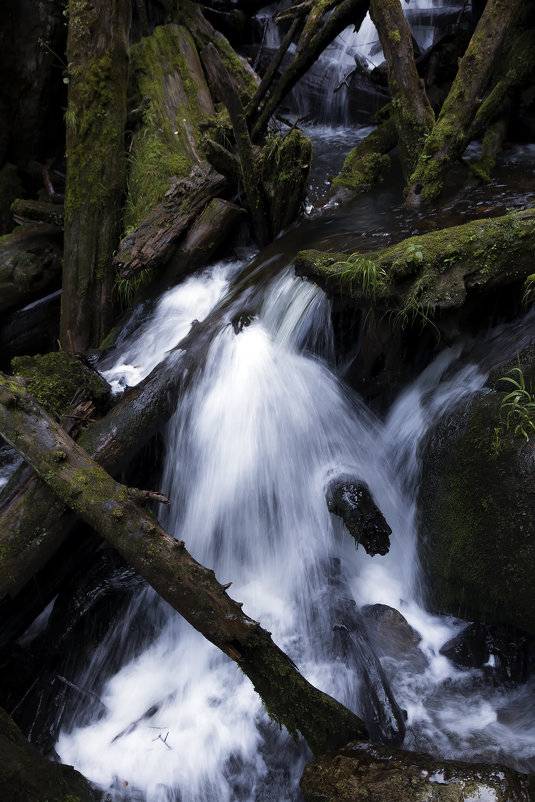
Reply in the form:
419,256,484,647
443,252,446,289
405,0,523,206
0,373,369,757
60,0,131,352
369,0,434,180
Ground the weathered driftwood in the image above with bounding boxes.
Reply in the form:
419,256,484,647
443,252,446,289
369,0,434,180
61,0,130,352
405,0,523,205
0,373,368,756
114,166,227,279
295,208,535,320
0,224,62,315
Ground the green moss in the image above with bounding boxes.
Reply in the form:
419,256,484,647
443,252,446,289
11,352,110,419
389,28,401,46
65,47,126,223
124,24,215,230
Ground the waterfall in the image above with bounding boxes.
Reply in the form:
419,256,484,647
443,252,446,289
55,260,535,801
255,0,465,125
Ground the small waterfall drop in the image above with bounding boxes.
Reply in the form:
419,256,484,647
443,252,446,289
56,260,535,800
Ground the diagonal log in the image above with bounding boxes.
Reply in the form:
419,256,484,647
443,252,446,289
0,373,368,756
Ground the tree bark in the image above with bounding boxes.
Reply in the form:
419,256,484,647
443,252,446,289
405,0,523,206
0,374,368,756
201,42,271,246
369,0,434,180
61,0,131,352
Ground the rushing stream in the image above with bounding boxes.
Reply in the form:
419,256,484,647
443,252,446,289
46,3,535,799
55,252,535,801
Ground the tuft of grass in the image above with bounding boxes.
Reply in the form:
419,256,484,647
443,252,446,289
497,357,535,441
330,254,387,301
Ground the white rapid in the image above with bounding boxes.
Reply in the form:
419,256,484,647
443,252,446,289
56,263,535,801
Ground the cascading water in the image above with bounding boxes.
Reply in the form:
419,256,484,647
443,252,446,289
56,258,535,800
255,0,466,125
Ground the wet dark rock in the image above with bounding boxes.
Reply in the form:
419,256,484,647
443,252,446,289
326,476,391,556
440,623,490,669
0,706,96,802
362,603,427,671
440,622,531,684
418,388,535,635
300,741,535,801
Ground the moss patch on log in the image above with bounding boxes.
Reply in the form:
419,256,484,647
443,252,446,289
0,706,95,802
125,24,215,232
11,352,110,419
295,208,535,326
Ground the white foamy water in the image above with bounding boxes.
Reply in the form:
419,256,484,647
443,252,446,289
56,266,535,800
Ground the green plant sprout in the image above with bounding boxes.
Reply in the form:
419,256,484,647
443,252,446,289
497,357,535,441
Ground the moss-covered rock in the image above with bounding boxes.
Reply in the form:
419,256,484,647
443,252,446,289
301,741,534,801
11,351,111,419
0,706,95,802
417,389,535,633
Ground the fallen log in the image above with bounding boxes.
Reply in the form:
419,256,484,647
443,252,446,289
0,373,368,756
0,224,63,316
295,208,535,323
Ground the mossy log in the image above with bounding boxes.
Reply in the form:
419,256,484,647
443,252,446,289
114,166,227,280
0,224,62,315
10,199,64,228
369,0,435,180
295,208,535,324
61,0,130,352
0,374,368,756
405,0,523,206
0,292,258,635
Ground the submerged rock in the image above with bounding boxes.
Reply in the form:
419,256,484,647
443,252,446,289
326,477,391,556
300,741,535,801
440,622,530,683
361,603,428,671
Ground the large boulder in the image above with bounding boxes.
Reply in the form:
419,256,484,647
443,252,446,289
417,388,535,634
300,741,534,801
